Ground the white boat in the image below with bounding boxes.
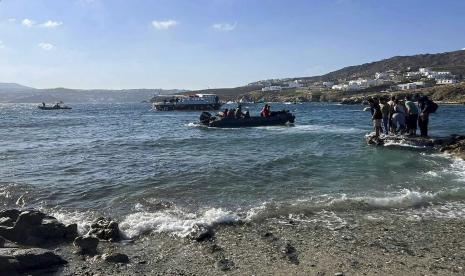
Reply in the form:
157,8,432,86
152,94,221,111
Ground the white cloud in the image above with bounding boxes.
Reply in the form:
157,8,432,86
21,19,62,28
152,20,178,30
39,20,63,28
462,48,465,51
212,22,237,32
0,41,5,49
22,18,36,27
38,42,54,51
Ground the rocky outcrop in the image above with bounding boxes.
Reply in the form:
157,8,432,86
88,217,121,242
438,135,465,159
0,248,67,274
73,236,99,255
340,97,366,105
0,209,78,246
365,134,465,159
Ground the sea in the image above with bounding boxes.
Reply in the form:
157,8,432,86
1,102,465,238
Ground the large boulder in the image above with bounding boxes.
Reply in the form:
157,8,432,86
88,217,121,241
73,236,99,255
0,248,67,274
0,209,21,222
0,209,78,246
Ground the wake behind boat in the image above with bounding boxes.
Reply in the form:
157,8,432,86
38,102,72,110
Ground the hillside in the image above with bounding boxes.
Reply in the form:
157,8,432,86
0,83,183,103
193,49,465,101
315,50,465,81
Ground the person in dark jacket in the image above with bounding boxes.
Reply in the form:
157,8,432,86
418,96,430,137
368,98,383,137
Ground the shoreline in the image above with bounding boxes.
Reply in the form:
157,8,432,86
56,212,465,275
2,207,465,275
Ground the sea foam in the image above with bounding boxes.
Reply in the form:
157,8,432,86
119,208,240,238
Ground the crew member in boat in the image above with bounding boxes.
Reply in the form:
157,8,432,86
234,105,242,119
220,108,229,117
260,104,270,118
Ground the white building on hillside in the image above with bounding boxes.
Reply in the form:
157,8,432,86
285,80,303,88
419,68,432,75
375,72,389,79
405,71,421,77
436,79,457,85
262,86,282,92
322,81,334,88
397,83,417,90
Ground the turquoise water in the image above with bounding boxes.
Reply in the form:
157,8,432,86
1,103,465,236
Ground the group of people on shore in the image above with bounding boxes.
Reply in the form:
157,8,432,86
368,95,438,138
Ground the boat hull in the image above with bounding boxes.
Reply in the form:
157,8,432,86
200,111,295,128
38,106,72,110
153,103,222,111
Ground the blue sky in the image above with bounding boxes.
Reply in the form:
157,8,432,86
0,0,464,90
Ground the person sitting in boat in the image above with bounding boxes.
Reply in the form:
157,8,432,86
220,108,229,117
244,110,250,118
234,105,242,119
227,109,235,118
260,104,270,118
42,102,46,107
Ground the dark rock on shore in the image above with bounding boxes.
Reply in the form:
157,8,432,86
366,133,465,159
439,135,465,159
74,236,99,255
0,209,78,246
216,258,235,271
102,252,130,263
0,248,67,274
189,224,215,242
340,97,366,105
88,217,121,241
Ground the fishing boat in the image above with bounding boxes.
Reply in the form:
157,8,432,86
38,102,72,110
199,110,295,128
152,94,221,111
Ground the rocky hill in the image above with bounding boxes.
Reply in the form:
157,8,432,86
313,50,465,82
193,49,465,101
0,83,183,103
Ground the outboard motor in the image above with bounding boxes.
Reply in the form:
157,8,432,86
200,112,212,125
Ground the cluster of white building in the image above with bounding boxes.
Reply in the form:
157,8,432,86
261,80,303,92
331,78,385,91
398,67,458,90
408,68,457,83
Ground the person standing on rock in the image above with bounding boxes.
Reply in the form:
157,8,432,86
405,95,419,136
368,98,383,137
418,96,437,137
379,98,390,135
387,96,396,134
392,100,406,135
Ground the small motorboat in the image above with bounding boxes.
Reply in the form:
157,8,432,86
38,102,72,110
199,110,295,128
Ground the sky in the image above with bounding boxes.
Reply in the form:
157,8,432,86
0,0,465,90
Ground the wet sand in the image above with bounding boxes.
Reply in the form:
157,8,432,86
57,212,465,275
